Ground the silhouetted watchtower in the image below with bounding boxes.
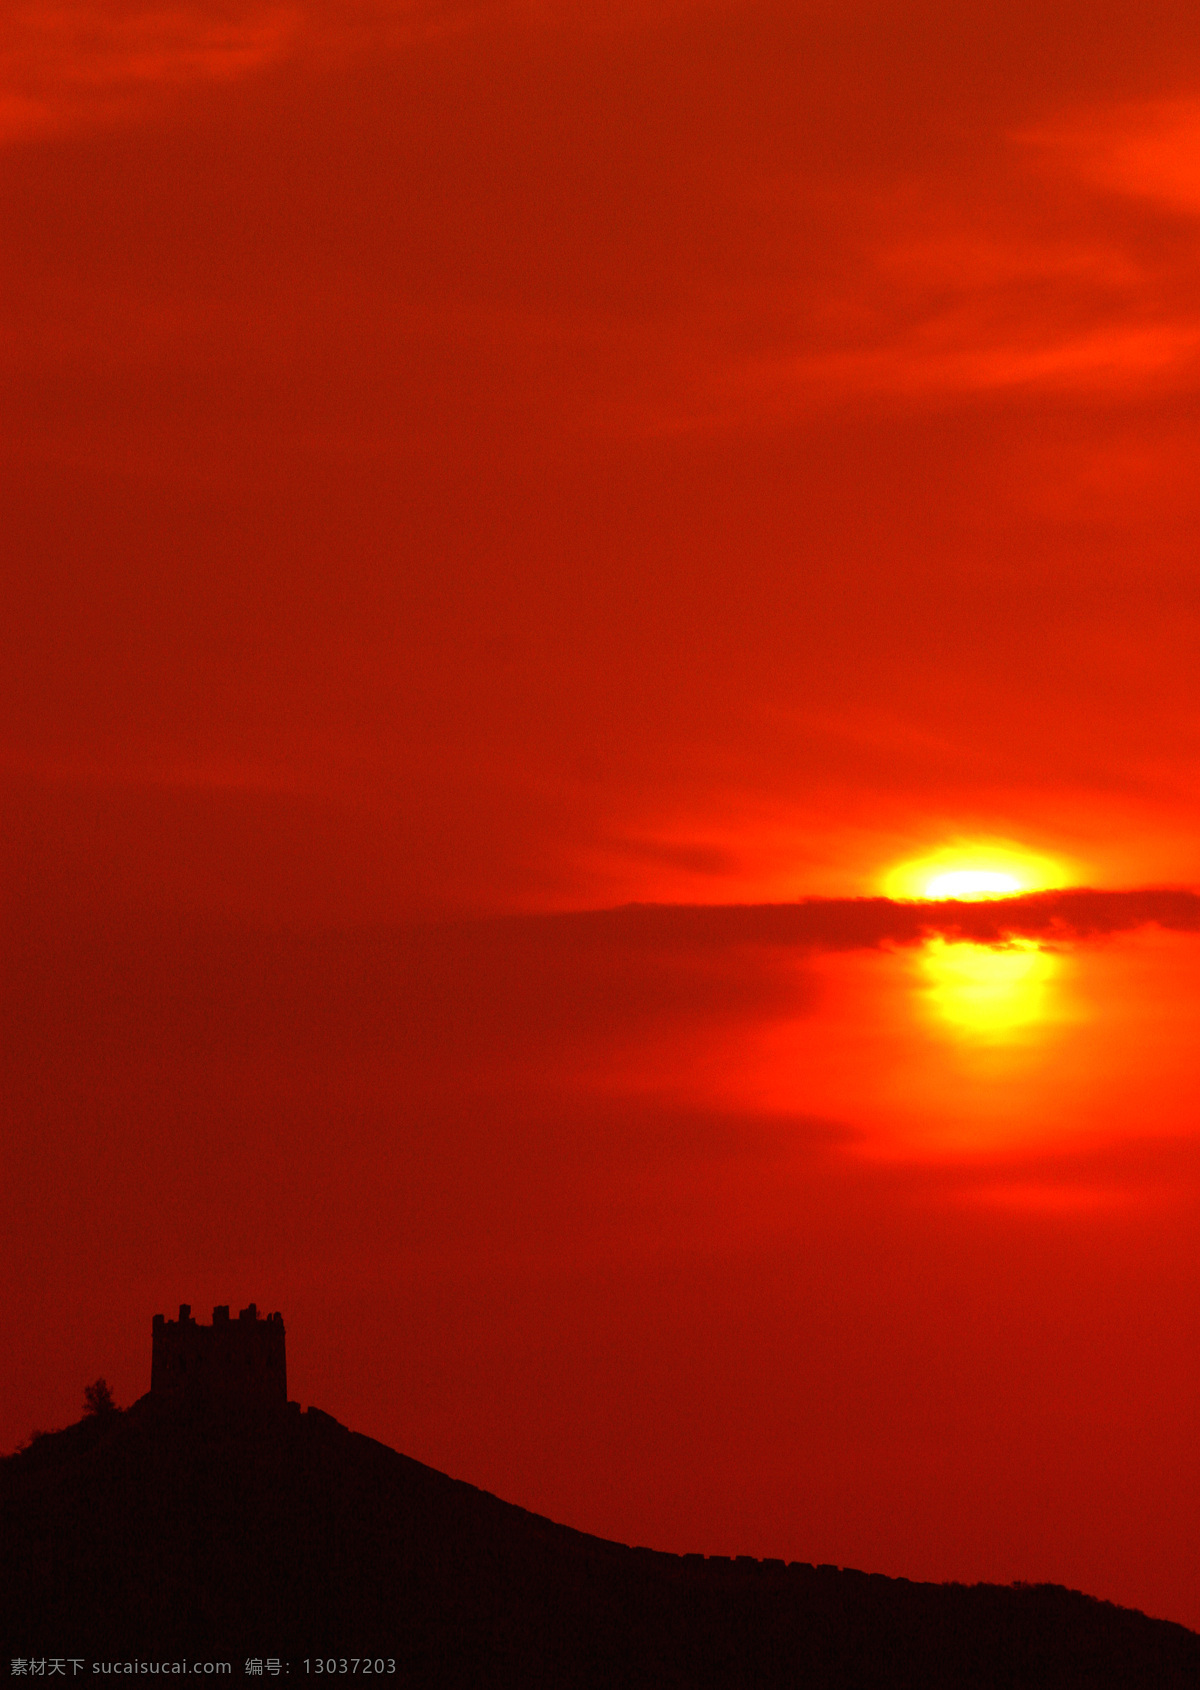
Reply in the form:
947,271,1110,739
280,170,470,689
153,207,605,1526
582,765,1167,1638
151,1303,286,1409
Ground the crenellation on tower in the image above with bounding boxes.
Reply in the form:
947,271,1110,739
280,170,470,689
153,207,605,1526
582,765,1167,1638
150,1302,286,1410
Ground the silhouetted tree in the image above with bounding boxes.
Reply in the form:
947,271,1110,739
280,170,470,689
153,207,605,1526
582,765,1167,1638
83,1379,116,1418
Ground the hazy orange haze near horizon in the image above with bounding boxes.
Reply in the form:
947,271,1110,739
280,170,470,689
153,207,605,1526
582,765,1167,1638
3,0,1200,1634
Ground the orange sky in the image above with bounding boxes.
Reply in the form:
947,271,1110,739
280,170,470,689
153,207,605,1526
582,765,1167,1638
3,0,1200,1632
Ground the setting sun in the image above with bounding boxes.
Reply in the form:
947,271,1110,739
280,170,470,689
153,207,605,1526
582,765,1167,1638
922,868,1020,899
878,846,1067,1034
882,843,1066,903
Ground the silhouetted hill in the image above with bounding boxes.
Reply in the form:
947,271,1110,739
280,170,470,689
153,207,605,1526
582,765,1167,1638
4,1399,1198,1687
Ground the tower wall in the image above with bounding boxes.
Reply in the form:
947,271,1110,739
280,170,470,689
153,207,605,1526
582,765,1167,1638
151,1303,287,1408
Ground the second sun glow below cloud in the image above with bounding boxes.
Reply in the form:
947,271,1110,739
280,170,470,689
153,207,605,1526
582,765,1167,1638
918,936,1058,1038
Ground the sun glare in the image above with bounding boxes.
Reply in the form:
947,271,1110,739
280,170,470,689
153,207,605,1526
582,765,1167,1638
882,842,1065,903
922,868,1021,900
879,843,1068,1036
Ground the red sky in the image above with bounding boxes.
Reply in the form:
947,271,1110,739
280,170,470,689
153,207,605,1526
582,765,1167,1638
3,0,1200,1631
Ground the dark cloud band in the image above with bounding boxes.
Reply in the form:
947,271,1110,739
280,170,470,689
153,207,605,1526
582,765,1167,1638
541,887,1200,952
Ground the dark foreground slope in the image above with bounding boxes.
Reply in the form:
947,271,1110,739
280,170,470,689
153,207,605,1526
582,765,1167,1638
3,1402,1197,1689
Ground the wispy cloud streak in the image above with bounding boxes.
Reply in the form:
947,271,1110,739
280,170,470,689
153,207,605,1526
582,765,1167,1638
0,3,301,142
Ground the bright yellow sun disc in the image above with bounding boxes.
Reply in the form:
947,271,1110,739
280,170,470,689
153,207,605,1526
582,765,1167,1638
882,842,1066,903
880,841,1069,1038
923,869,1021,900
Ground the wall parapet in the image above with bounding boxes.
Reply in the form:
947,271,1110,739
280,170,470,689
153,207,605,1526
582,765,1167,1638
150,1303,287,1407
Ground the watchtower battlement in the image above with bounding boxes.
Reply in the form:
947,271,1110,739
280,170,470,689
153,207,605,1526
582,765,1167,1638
151,1303,287,1409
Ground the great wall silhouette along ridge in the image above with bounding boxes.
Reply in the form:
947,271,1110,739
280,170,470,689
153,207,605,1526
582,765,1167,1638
4,1305,1199,1687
